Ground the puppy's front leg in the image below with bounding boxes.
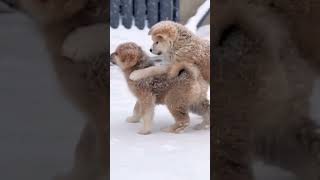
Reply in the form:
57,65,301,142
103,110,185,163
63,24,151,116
129,65,169,81
126,101,141,123
138,96,155,135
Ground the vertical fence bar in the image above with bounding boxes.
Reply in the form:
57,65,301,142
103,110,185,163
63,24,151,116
159,0,173,21
113,0,180,29
173,0,180,22
121,0,133,29
147,0,159,28
134,0,146,29
110,0,120,28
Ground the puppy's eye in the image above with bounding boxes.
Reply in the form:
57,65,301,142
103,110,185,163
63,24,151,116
155,42,159,45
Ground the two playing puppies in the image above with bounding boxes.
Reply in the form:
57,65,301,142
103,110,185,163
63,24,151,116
112,21,210,134
111,42,210,134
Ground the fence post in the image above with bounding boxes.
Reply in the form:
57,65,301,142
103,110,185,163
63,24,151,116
121,0,133,29
111,0,180,29
160,0,173,21
173,0,180,22
134,0,146,29
110,0,120,28
147,0,159,28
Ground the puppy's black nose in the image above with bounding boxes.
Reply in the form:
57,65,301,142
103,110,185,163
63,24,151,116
150,49,152,52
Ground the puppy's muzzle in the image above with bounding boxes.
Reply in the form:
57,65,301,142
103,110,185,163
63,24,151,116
110,53,116,65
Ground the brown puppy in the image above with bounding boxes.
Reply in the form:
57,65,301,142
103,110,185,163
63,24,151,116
111,42,210,134
17,0,107,180
129,20,210,84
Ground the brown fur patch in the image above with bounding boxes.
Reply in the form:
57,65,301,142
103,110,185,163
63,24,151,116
132,21,210,84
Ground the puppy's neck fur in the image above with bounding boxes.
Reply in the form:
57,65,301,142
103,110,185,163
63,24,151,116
167,25,198,61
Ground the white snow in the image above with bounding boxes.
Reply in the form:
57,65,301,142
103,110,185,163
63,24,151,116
197,24,210,40
185,0,210,33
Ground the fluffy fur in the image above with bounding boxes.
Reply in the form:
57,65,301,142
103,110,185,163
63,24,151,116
213,1,320,180
111,42,210,134
17,0,107,180
129,20,210,84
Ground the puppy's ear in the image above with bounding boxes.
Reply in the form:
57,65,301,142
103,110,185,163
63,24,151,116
150,25,177,40
148,27,154,35
122,49,140,67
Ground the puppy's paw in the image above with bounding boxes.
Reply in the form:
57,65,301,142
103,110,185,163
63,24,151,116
126,116,140,123
138,129,151,135
62,23,107,62
161,123,188,134
129,70,145,81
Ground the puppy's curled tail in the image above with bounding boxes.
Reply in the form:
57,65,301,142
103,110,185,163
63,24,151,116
168,62,200,80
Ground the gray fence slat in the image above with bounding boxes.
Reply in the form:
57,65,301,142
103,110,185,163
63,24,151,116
147,0,159,28
112,0,179,29
121,0,133,29
160,0,173,21
173,0,179,21
110,0,120,28
134,0,146,29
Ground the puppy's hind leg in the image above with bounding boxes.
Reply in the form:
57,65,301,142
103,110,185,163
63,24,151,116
162,105,190,134
190,99,210,130
138,96,155,135
126,100,141,123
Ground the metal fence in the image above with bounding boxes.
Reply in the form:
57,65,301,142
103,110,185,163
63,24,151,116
110,0,180,29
